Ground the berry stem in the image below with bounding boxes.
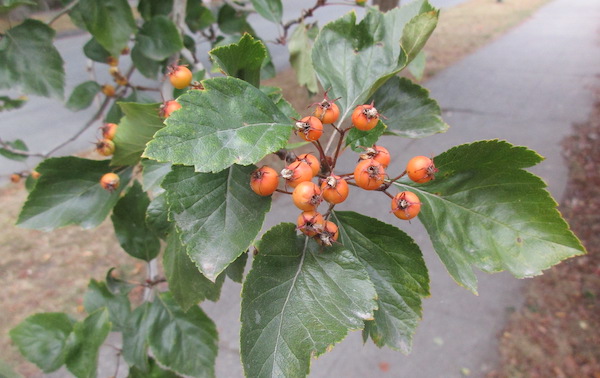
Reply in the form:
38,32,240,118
387,170,407,183
331,127,348,170
312,140,331,173
323,203,336,220
276,188,293,195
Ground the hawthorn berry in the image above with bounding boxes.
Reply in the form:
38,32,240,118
294,116,323,142
297,211,325,237
317,221,339,246
360,145,390,168
406,156,437,183
106,56,118,67
296,153,321,176
391,191,421,220
351,104,380,131
161,100,182,118
312,93,340,124
354,159,386,190
292,181,322,211
321,175,349,204
250,166,279,196
101,123,118,140
10,173,21,183
96,139,115,156
30,171,41,180
101,84,116,97
281,160,313,188
168,65,193,89
100,173,120,192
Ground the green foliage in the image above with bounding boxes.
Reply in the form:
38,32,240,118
0,95,27,112
136,16,183,61
66,81,101,111
209,33,267,88
288,23,319,94
65,309,111,378
0,0,35,12
251,0,283,23
0,139,28,161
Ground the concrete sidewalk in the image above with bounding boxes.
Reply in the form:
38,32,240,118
202,0,600,377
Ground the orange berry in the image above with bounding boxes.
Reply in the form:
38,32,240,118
296,153,320,176
168,65,193,89
360,145,390,168
354,159,386,190
297,211,325,237
161,100,182,118
351,104,380,131
317,221,339,246
100,173,120,192
281,160,313,188
250,166,279,196
101,123,118,140
391,191,421,220
406,156,437,183
96,139,115,156
294,116,323,142
292,181,322,211
321,175,349,204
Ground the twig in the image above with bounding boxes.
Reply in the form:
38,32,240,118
47,0,80,27
0,139,45,157
277,0,327,45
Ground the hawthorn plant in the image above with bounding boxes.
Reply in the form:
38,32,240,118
0,0,585,377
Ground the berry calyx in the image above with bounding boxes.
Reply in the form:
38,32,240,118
250,166,279,196
354,159,386,190
294,116,323,142
321,175,349,204
168,65,193,89
96,139,115,156
351,104,380,131
101,123,118,140
292,181,322,211
406,156,437,183
161,100,182,118
281,160,313,188
100,173,120,192
296,153,321,176
317,221,339,246
297,211,325,237
360,145,390,168
101,84,116,97
391,191,421,220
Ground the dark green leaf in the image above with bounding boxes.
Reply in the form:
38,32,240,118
106,267,136,295
0,0,35,12
162,164,271,281
394,140,586,293
288,23,318,94
186,1,215,32
141,159,171,195
9,313,74,372
138,0,173,21
111,181,160,261
131,44,163,79
66,81,101,111
145,193,171,240
251,0,282,23
0,20,64,98
371,77,448,138
209,34,266,88
77,0,136,56
0,139,27,162
333,211,429,353
122,303,152,371
83,279,131,332
112,102,164,166
345,121,386,152
217,4,255,35
312,1,435,120
163,232,225,311
225,251,248,283
128,357,180,378
136,16,183,61
0,95,27,112
147,292,218,377
144,77,293,172
261,86,299,120
83,37,111,63
17,157,131,231
65,309,111,378
241,223,378,378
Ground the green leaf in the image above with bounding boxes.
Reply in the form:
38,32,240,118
83,37,111,63
111,181,160,261
0,19,64,98
131,44,163,79
0,358,20,378
0,95,27,112
186,1,215,32
333,211,429,353
144,77,293,173
371,76,448,138
145,193,171,240
0,0,35,12
407,50,426,81
136,16,183,61
209,34,266,88
128,357,179,378
66,81,101,111
147,292,218,377
288,23,318,94
141,159,171,195
217,4,255,35
17,157,131,231
261,86,299,119
106,267,136,295
10,313,74,373
138,0,173,21
161,164,271,281
65,309,111,378
225,251,248,283
0,139,27,162
163,232,225,311
77,0,136,57
251,0,282,23
111,102,164,166
121,303,152,371
394,140,586,293
312,1,436,120
401,9,438,64
241,223,378,378
83,279,131,332
345,121,386,152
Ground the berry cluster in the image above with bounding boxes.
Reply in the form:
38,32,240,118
249,92,438,246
